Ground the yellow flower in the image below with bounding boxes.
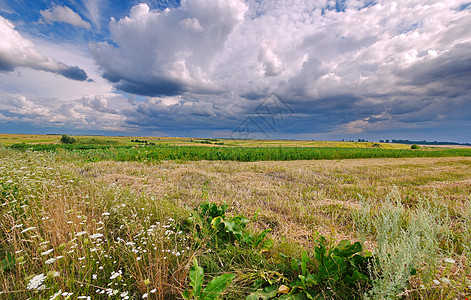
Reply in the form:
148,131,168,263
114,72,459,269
278,285,290,294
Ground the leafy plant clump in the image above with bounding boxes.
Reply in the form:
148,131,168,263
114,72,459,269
190,201,272,251
248,236,374,300
182,258,235,300
410,144,420,149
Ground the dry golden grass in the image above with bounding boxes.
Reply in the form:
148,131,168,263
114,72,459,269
78,157,471,249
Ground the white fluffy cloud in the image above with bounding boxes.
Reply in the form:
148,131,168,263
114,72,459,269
86,0,471,138
0,16,89,81
91,1,471,98
40,5,91,29
90,0,248,96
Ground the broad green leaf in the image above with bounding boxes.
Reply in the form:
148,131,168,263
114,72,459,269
245,287,277,300
190,258,204,297
246,293,264,300
301,252,308,276
202,273,235,300
305,273,317,286
332,240,362,258
278,294,303,300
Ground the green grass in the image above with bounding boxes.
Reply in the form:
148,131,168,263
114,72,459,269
7,143,471,163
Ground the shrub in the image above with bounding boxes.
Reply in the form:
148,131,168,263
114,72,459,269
411,144,420,149
60,134,76,144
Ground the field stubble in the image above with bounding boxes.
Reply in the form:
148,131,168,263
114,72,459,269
1,148,471,299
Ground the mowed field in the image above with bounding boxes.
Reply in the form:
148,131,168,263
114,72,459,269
1,135,471,299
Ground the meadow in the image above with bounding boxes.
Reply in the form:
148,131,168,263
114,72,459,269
1,135,471,299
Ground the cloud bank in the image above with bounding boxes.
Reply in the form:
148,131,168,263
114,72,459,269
40,5,92,29
88,0,471,138
0,16,89,81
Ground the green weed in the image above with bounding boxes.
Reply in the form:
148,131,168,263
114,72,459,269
182,258,235,300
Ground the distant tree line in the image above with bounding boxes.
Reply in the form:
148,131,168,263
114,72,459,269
380,139,471,146
131,139,156,145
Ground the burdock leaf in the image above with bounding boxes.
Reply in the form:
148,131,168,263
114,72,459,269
202,273,235,300
190,258,204,297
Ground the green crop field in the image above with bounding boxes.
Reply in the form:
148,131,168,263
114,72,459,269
1,135,471,299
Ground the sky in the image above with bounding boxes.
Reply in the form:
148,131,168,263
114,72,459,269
0,0,470,142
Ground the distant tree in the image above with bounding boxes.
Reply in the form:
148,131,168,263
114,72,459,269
411,144,420,149
61,134,76,144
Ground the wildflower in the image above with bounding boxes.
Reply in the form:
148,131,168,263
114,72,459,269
27,273,46,290
102,212,110,216
433,279,440,285
444,257,456,264
110,270,122,280
150,289,156,293
47,271,60,278
45,257,57,264
41,249,54,256
92,274,97,280
77,297,91,300
21,226,36,234
76,231,88,236
90,233,103,239
49,290,62,300
11,224,24,229
142,293,148,298
440,278,451,284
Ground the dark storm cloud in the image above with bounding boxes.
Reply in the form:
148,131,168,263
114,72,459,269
104,75,186,97
57,65,89,81
398,42,471,93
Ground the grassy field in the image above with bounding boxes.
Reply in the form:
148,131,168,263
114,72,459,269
1,137,471,299
0,133,413,148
